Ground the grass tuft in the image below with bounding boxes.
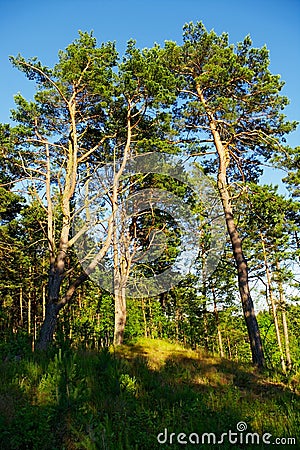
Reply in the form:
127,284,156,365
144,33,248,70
0,338,299,449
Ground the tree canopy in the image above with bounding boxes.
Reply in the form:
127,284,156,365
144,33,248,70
0,23,299,370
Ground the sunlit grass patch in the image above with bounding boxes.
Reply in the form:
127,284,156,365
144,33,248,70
0,338,299,449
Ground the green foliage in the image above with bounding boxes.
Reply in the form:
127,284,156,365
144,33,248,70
0,25,299,448
0,339,299,449
166,21,297,182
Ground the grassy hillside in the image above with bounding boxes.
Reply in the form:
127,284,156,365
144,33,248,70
0,338,299,449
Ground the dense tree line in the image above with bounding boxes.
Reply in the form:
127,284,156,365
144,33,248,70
0,22,299,371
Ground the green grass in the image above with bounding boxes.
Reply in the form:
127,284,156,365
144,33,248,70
0,338,299,449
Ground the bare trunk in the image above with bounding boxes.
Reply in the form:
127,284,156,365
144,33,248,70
28,291,31,335
281,302,292,371
112,211,127,345
196,85,265,367
261,236,286,372
114,287,126,345
148,299,154,338
212,288,224,358
267,282,286,373
33,312,37,352
224,198,265,367
112,112,133,345
141,298,148,337
42,284,46,320
37,271,88,350
36,270,62,350
19,286,23,326
276,260,292,370
37,303,60,350
227,335,232,360
203,309,209,352
175,307,180,343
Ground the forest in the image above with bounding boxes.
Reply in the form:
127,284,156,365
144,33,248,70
0,22,299,449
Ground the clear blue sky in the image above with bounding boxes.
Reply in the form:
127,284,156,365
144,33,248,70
0,0,299,188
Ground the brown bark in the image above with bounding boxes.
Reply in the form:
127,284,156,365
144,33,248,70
261,236,286,373
196,85,265,368
112,194,127,346
13,60,119,351
281,298,292,371
37,99,116,349
28,291,31,335
112,111,132,345
141,298,148,337
19,286,23,326
276,260,292,371
175,307,180,343
203,309,209,352
42,284,46,321
37,271,88,350
113,287,127,345
37,303,60,350
219,165,265,367
212,287,224,358
112,224,129,345
37,107,77,349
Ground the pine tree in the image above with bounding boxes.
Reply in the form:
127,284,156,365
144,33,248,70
164,22,297,366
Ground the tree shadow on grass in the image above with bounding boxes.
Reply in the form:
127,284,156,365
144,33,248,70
0,343,298,450
108,342,299,449
0,374,60,449
0,352,87,450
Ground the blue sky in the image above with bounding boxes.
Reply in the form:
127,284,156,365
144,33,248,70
0,0,299,189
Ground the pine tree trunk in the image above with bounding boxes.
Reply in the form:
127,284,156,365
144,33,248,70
261,238,286,373
113,287,126,345
267,284,286,373
175,307,180,343
37,303,60,350
227,335,232,360
203,309,209,352
141,298,148,337
224,201,265,367
37,269,87,350
196,85,265,367
42,284,46,320
276,260,292,370
281,304,292,371
112,224,127,345
212,289,224,358
19,286,23,326
36,271,62,350
28,291,31,335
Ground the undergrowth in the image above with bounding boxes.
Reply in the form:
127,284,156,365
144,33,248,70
0,338,299,449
